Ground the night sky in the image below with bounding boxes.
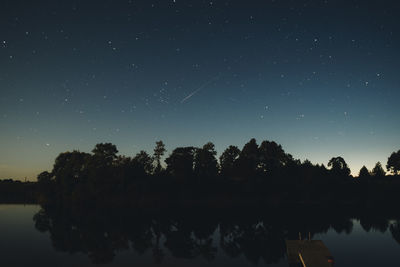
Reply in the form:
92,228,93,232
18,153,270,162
1,0,399,180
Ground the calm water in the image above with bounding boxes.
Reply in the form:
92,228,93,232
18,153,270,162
1,204,400,266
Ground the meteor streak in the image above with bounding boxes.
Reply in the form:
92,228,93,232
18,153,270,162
180,76,219,103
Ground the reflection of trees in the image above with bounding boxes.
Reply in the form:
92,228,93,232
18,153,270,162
220,218,286,265
33,208,130,264
33,206,400,265
330,217,354,234
228,223,285,264
360,216,389,233
390,221,400,245
33,207,223,264
164,227,217,260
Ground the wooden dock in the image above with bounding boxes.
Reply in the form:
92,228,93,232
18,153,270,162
286,240,334,267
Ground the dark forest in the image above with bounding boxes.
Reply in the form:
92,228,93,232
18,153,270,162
3,139,399,209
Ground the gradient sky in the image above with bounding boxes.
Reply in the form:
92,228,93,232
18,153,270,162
1,0,399,180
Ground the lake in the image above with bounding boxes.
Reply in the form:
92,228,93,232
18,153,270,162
1,204,400,266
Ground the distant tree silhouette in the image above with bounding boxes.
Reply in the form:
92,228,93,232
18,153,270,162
299,159,315,184
53,151,90,180
219,145,240,177
52,151,91,194
194,142,219,179
0,178,36,203
358,166,370,179
153,140,166,174
92,143,118,166
34,139,400,213
37,171,53,184
371,162,385,178
258,140,289,175
237,138,259,178
319,163,328,172
36,171,54,203
302,159,313,167
88,144,119,197
133,150,154,175
165,147,196,179
387,150,400,175
327,156,350,177
114,155,135,186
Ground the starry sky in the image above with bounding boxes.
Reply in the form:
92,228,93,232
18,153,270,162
1,0,399,180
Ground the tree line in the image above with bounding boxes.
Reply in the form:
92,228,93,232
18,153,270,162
34,138,400,208
0,179,37,203
32,205,400,264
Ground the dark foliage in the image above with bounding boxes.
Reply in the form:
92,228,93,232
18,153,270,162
29,139,400,211
0,179,37,203
371,162,386,178
387,150,400,175
358,166,370,179
219,145,241,181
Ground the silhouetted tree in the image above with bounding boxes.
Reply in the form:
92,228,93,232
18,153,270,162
113,155,135,187
165,147,196,178
92,143,118,166
37,171,53,184
219,145,240,177
36,171,54,203
358,166,370,179
258,140,289,175
302,159,313,167
237,138,259,177
133,150,154,175
194,142,218,178
52,150,91,198
387,150,400,175
299,159,315,182
153,140,166,174
53,151,91,180
371,162,385,178
86,144,119,197
327,156,350,177
33,137,400,212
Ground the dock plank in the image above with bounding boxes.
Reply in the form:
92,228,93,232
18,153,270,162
286,240,334,267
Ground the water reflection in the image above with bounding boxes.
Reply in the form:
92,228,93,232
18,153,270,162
32,206,400,265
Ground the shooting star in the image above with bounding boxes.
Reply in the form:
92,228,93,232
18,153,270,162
180,75,219,103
